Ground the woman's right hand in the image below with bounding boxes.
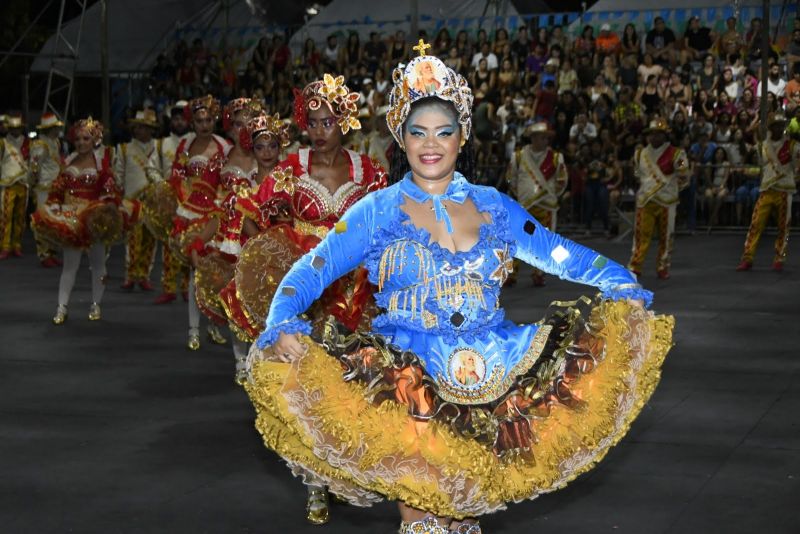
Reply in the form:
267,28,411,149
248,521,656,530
272,332,307,362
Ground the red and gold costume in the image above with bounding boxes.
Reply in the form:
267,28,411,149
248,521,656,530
0,117,31,256
192,98,265,326
168,132,231,261
31,146,136,249
740,133,798,267
221,146,387,341
628,121,689,276
505,129,567,284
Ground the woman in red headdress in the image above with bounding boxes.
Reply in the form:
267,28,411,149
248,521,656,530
32,118,137,324
168,95,230,350
232,74,387,524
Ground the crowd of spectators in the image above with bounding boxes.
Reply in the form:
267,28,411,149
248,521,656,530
142,15,800,231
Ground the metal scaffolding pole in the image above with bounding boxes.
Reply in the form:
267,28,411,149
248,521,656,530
42,0,89,122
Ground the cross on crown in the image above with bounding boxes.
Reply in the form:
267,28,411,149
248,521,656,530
412,39,431,56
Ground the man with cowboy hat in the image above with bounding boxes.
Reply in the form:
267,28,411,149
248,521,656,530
505,121,568,286
737,112,799,272
30,112,66,267
0,114,30,259
628,117,690,279
153,101,191,305
114,109,162,290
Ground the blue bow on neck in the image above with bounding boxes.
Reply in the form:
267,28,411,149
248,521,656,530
400,172,470,234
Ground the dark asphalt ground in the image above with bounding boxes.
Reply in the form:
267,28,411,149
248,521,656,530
1,230,798,533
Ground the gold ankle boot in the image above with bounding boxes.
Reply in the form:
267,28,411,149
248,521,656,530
306,488,330,525
88,302,101,321
53,305,68,325
206,324,227,345
187,332,200,350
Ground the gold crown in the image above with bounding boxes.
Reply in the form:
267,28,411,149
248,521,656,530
386,39,473,148
75,116,104,140
295,74,361,135
246,113,290,148
188,94,221,120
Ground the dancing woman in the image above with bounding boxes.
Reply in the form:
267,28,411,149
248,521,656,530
217,112,289,382
232,74,387,523
32,118,134,324
168,95,230,350
246,44,674,533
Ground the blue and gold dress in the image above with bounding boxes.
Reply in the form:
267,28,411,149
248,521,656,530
246,172,674,518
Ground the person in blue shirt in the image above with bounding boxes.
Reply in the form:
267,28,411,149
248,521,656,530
244,41,674,533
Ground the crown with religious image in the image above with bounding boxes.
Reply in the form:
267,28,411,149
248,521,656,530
184,94,221,122
293,74,361,135
239,113,290,150
222,97,264,131
71,116,104,144
386,39,473,149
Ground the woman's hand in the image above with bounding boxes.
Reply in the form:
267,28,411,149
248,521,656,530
271,332,307,362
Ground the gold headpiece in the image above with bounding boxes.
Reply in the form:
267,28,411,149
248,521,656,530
73,116,104,144
223,97,264,131
240,113,290,150
293,74,361,135
186,94,221,121
386,39,473,148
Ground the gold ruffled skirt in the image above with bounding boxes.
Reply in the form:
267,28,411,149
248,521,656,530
245,298,674,519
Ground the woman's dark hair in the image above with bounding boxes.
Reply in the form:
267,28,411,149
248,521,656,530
388,97,475,184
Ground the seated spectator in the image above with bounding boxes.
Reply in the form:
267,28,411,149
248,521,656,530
569,112,598,144
589,73,616,104
691,112,714,138
666,71,692,106
322,34,341,72
252,37,270,72
646,17,677,66
511,27,530,65
271,34,291,73
493,28,511,56
717,67,742,101
695,55,719,93
471,58,497,93
619,53,639,89
718,17,744,63
341,33,360,70
433,28,452,56
390,30,408,63
472,42,498,70
576,52,597,89
573,25,596,57
670,109,690,142
740,87,758,117
550,25,570,53
301,38,321,77
784,29,800,74
593,94,614,129
613,86,643,133
364,32,387,74
621,23,640,61
756,63,787,98
600,55,619,87
636,74,662,116
637,53,662,85
533,79,558,123
524,43,548,82
498,58,520,95
444,46,462,73
681,16,715,64
785,69,800,111
694,89,716,121
713,112,735,148
715,92,737,117
556,58,578,94
596,24,621,62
